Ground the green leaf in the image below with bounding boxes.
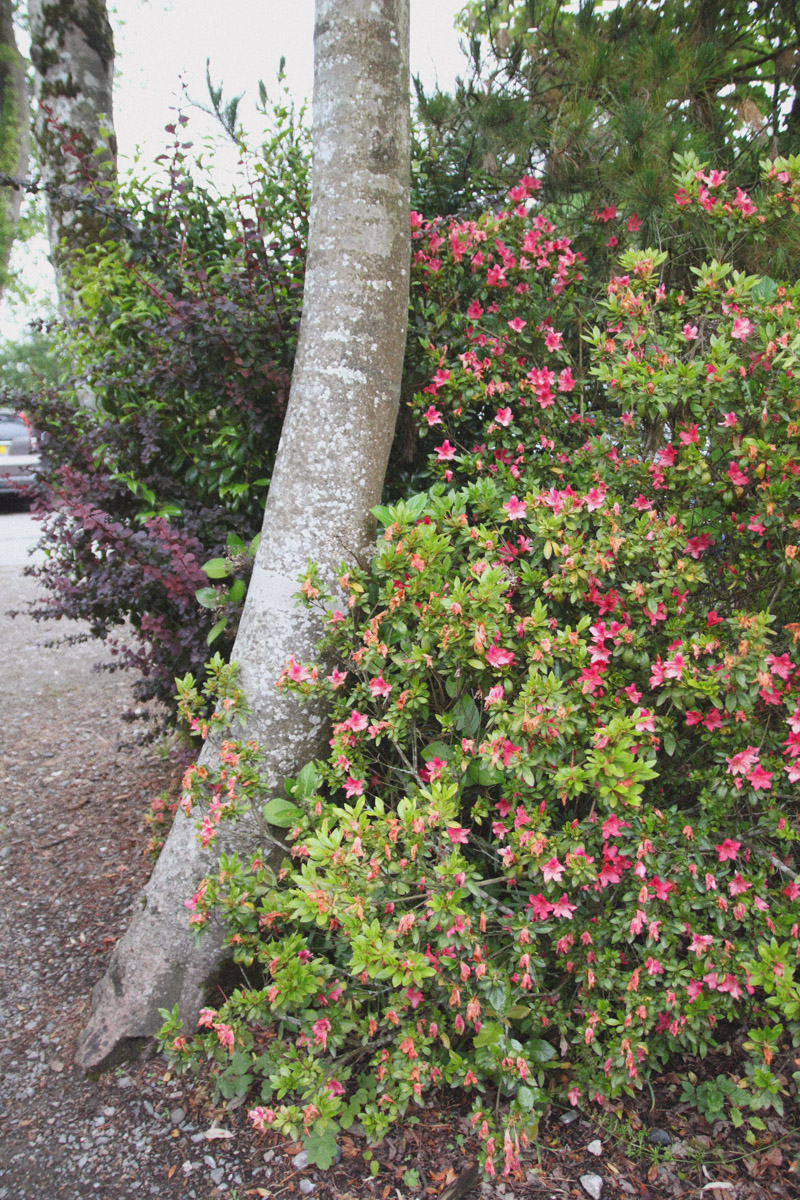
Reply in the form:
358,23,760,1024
206,617,228,645
452,694,480,737
370,504,393,526
663,732,676,757
293,761,320,800
473,1021,504,1049
262,798,304,828
304,1130,339,1170
507,1005,530,1021
231,1051,251,1075
405,491,430,519
196,587,220,608
202,557,230,579
527,1038,556,1063
422,740,451,763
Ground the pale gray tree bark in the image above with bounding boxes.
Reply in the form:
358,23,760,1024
27,0,115,304
75,0,411,1071
0,0,29,291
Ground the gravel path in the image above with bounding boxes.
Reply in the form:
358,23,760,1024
0,565,271,1199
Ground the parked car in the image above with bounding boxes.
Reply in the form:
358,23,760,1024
0,408,40,495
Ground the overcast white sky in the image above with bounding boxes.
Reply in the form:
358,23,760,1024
114,0,468,161
1,0,467,338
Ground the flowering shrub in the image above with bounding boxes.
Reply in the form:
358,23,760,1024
160,157,800,1176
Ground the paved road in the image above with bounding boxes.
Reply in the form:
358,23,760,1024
0,498,44,567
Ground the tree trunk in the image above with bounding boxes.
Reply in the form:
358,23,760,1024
27,0,116,305
0,0,29,293
75,0,411,1072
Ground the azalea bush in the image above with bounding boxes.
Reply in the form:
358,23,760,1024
160,156,800,1176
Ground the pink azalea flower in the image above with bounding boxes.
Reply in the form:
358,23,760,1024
664,652,684,680
767,653,793,681
689,933,713,955
467,300,484,320
634,708,655,732
249,1106,277,1130
733,188,757,216
726,746,760,776
327,1080,346,1096
627,213,642,232
313,1017,331,1050
424,757,447,780
485,644,516,668
503,495,527,519
728,873,752,896
446,826,469,844
508,317,527,333
552,893,576,918
558,367,575,392
435,439,457,461
545,329,563,351
731,316,754,342
703,709,724,732
214,1022,235,1051
686,980,704,1003
542,856,565,883
602,813,631,839
423,405,443,425
715,839,740,862
495,406,514,426
649,877,675,900
727,461,749,486
747,765,773,790
527,893,553,921
717,974,743,999
369,675,392,698
344,776,364,798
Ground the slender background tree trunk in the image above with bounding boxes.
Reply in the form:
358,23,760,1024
0,0,29,294
76,0,411,1072
27,0,116,305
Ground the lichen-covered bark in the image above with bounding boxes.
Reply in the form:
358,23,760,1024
75,0,411,1072
27,0,115,303
0,0,29,292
